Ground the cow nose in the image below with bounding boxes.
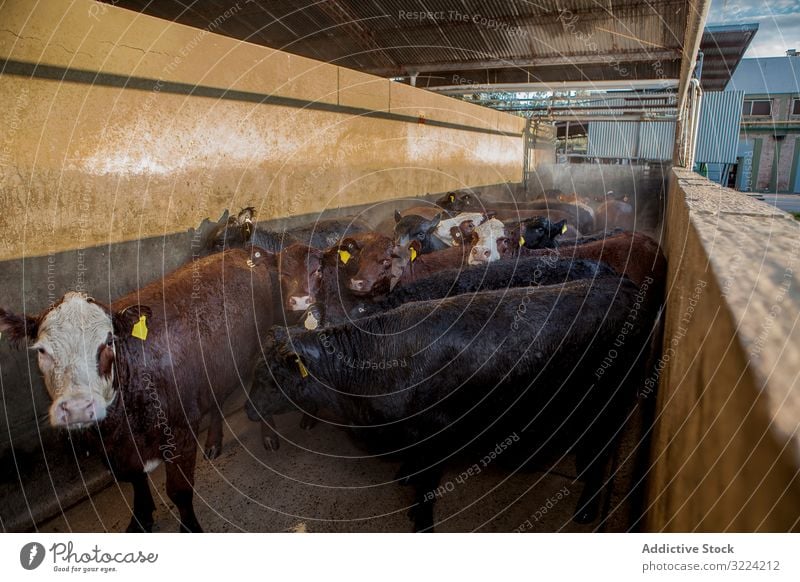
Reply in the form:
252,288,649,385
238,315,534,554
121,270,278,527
469,247,490,264
350,279,366,291
53,397,96,426
288,295,312,311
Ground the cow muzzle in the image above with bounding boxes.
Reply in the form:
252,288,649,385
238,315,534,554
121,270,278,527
288,295,313,311
349,279,370,294
50,395,106,427
469,246,492,265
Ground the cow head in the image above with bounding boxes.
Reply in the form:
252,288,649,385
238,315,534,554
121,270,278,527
468,218,507,265
343,233,394,297
520,217,568,250
436,190,474,212
276,244,322,312
393,212,442,255
0,293,151,428
205,207,256,253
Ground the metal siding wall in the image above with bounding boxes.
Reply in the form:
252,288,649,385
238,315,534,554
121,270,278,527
639,121,676,160
695,90,745,164
587,122,638,158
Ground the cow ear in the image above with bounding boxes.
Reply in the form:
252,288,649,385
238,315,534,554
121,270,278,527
113,305,154,338
237,207,256,225
553,220,568,236
428,213,441,229
249,246,276,267
394,210,402,224
339,237,358,252
0,308,39,345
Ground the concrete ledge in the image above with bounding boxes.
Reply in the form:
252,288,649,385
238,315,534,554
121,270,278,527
647,167,800,531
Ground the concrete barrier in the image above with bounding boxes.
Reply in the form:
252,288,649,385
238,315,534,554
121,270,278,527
647,167,800,531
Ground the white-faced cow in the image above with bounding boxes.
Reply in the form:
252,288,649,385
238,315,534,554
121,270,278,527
0,245,320,532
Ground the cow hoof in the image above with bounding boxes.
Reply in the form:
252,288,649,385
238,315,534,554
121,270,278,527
262,435,280,451
407,506,435,533
126,518,153,533
299,414,317,430
572,504,599,524
204,444,222,460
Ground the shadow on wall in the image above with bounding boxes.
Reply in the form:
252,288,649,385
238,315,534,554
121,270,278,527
0,183,524,532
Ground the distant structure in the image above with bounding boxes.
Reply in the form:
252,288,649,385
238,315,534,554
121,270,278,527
726,50,800,193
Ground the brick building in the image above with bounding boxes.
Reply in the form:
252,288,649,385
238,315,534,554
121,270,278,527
726,52,800,193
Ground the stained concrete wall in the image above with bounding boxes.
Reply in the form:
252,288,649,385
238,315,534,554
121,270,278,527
0,0,524,530
0,0,524,262
647,168,800,531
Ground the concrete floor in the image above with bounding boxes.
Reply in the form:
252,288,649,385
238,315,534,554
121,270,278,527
38,407,620,533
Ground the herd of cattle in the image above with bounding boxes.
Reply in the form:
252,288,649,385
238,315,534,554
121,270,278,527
0,188,663,533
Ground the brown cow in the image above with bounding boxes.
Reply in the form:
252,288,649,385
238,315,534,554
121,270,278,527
0,247,304,532
509,232,665,287
595,200,635,232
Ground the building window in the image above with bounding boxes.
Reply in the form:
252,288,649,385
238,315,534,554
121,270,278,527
793,98,800,115
742,100,772,116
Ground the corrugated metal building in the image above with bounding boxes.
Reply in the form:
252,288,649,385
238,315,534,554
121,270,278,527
587,90,744,171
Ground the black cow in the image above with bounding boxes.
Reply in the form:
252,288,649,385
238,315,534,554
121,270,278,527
361,256,614,316
205,207,371,254
246,277,661,532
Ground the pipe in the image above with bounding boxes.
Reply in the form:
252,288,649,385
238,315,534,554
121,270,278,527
428,79,680,94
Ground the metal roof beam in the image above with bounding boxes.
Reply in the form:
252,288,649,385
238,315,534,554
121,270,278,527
429,79,680,93
366,50,681,76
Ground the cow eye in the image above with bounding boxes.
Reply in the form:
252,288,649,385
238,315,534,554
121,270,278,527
37,347,46,355
417,233,425,240
381,259,391,268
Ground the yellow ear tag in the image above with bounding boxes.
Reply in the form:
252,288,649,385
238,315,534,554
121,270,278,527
338,249,351,265
561,224,568,234
296,357,309,378
519,236,525,247
449,194,455,202
131,315,148,341
410,247,418,262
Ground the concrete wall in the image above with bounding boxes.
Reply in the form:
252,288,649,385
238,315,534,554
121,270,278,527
647,168,800,531
0,0,524,530
0,0,524,262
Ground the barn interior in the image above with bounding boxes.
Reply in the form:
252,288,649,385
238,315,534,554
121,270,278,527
1,0,799,534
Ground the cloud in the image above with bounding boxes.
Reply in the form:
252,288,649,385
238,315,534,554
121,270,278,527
709,0,800,56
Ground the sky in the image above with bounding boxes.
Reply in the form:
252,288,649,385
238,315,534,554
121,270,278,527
708,0,800,57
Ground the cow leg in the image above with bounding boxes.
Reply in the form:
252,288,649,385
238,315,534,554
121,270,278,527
397,458,442,533
125,472,155,533
165,452,203,533
260,416,280,451
299,402,318,430
204,408,223,460
572,448,609,524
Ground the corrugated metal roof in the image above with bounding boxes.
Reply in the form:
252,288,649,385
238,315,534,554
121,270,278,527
726,57,800,94
695,90,744,164
106,0,690,86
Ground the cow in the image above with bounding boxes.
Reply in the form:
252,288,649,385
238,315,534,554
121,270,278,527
515,232,665,288
0,248,283,532
595,200,635,232
246,276,661,532
304,232,396,326
466,218,507,266
361,256,614,316
392,212,449,255
459,194,594,234
205,207,371,254
468,217,570,266
435,190,475,213
433,212,490,247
